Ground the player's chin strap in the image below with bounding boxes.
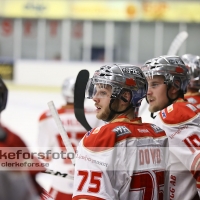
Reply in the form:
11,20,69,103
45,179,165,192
145,97,157,119
106,97,133,122
150,113,156,119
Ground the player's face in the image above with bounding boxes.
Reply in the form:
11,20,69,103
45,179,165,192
147,76,169,113
92,84,112,121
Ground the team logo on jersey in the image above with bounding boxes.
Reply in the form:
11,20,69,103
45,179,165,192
169,125,188,139
167,105,173,113
186,104,197,112
137,129,149,133
161,110,166,119
85,129,92,137
187,97,197,104
113,126,131,137
150,124,163,133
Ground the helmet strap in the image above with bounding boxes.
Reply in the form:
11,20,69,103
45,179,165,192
120,96,128,103
166,84,184,105
105,99,133,122
105,99,116,122
151,113,156,119
145,95,157,119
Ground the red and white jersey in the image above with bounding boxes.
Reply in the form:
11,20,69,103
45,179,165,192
38,104,104,194
0,124,45,198
72,116,168,200
153,99,200,200
185,92,200,108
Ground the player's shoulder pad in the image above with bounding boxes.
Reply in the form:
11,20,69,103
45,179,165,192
83,123,116,152
159,102,199,124
39,107,68,121
57,107,69,114
39,110,51,121
147,123,166,135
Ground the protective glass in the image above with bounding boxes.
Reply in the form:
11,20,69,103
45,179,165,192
86,78,114,99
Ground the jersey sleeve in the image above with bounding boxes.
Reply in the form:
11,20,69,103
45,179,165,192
72,145,114,200
37,111,58,151
185,94,200,108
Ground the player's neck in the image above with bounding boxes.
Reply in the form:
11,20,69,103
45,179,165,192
117,108,136,121
185,89,199,96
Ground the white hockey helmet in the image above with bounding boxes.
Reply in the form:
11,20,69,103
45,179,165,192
86,63,148,107
181,54,200,89
141,55,190,94
62,77,75,103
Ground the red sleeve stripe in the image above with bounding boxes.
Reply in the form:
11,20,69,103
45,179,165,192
191,153,200,178
39,112,49,121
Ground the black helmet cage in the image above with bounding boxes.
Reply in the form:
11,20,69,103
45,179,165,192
86,64,148,107
0,77,8,112
141,55,190,94
181,54,200,89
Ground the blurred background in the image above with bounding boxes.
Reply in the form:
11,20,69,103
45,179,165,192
0,0,200,189
1,0,200,65
1,0,200,147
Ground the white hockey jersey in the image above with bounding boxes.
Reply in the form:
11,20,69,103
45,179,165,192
72,115,168,200
153,99,200,200
37,105,104,194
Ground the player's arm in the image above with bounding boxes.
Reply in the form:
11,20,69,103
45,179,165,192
154,105,200,171
72,147,106,200
37,116,56,162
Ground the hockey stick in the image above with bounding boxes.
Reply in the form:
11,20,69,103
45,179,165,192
74,69,92,131
47,101,76,166
139,31,189,119
42,169,74,180
45,72,91,179
167,31,188,55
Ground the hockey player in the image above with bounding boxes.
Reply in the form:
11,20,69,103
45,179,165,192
181,54,200,107
141,55,200,200
72,64,168,200
0,77,47,200
37,77,104,200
